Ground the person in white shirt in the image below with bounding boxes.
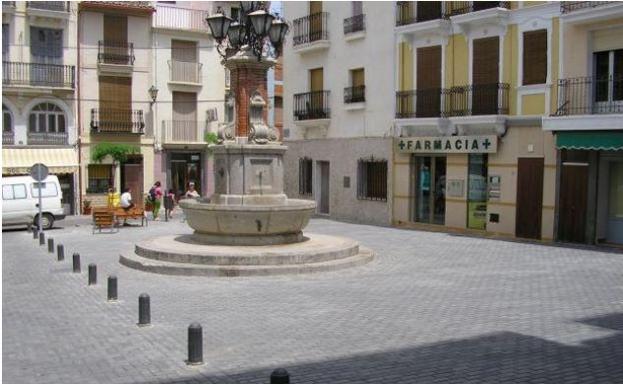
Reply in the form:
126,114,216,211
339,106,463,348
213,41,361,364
185,182,199,199
120,187,134,210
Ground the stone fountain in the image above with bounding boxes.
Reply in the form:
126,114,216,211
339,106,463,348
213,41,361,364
119,28,373,277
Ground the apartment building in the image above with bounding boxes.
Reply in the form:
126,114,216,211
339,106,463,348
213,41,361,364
151,1,228,199
393,1,561,241
2,1,79,215
77,1,155,207
543,1,623,245
283,1,396,225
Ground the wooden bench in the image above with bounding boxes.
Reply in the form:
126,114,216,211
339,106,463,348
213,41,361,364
92,207,118,234
114,206,147,227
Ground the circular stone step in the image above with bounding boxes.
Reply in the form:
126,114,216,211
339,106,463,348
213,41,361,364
119,233,374,277
134,234,360,266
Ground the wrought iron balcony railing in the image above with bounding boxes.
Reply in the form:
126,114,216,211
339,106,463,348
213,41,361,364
27,131,68,145
91,108,145,134
396,1,445,26
444,1,510,18
98,41,135,65
344,14,365,34
168,60,202,84
294,91,330,120
2,62,75,88
555,75,623,115
293,12,329,46
396,84,510,118
27,1,69,12
344,86,366,103
560,1,614,13
161,120,204,144
154,5,209,32
3,131,14,145
396,88,447,118
446,83,510,116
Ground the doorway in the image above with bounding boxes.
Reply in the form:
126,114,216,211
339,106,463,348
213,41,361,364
121,155,143,208
57,173,75,215
559,162,589,243
516,158,544,239
317,161,330,215
413,156,446,225
170,152,202,199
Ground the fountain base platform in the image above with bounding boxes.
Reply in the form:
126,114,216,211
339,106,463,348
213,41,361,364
119,233,373,277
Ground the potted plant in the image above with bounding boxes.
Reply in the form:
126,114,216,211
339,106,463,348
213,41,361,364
82,199,92,215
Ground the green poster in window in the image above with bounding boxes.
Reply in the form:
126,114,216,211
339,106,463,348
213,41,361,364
467,201,487,230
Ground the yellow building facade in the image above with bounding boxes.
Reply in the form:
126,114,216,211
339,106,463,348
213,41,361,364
393,2,562,241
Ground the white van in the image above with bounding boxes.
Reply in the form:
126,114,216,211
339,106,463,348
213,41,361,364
2,175,66,230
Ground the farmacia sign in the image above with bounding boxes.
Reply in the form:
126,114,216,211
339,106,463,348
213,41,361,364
397,135,497,154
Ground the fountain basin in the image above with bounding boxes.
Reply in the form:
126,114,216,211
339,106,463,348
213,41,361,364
179,198,316,245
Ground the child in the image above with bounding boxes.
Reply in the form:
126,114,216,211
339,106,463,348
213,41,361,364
165,188,176,219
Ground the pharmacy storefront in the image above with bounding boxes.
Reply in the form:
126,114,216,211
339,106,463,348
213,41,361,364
392,127,558,241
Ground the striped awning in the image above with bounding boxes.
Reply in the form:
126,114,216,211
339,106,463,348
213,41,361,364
2,148,79,175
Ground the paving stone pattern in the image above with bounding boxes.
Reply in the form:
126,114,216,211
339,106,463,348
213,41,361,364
3,216,623,384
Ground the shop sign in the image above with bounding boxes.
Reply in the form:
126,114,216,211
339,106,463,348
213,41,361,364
397,135,497,154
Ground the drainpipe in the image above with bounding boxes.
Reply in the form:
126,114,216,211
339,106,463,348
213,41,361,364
76,5,83,215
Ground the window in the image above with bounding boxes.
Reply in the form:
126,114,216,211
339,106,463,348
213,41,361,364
30,27,62,62
88,164,112,193
523,29,547,85
3,104,12,133
346,68,365,103
357,158,387,201
28,103,66,133
467,154,488,230
31,182,58,197
299,157,313,195
3,184,26,200
230,7,240,21
594,49,623,103
2,24,8,57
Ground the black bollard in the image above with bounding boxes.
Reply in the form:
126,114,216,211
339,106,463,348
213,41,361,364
57,244,65,261
72,253,81,273
138,294,150,327
48,238,54,253
187,323,203,365
270,368,290,384
107,276,118,301
88,264,97,285
33,229,38,239
39,232,45,245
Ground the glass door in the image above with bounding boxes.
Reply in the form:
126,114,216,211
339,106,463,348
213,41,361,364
413,156,446,225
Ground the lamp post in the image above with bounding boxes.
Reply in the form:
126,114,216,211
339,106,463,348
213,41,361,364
206,3,288,140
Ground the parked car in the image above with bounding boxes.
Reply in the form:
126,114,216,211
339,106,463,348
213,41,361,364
2,175,66,230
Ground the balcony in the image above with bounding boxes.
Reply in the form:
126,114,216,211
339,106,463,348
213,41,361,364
154,4,209,32
446,83,509,116
344,86,366,104
555,76,623,116
396,1,445,26
90,109,145,134
445,1,510,17
396,88,446,118
294,91,330,121
27,1,68,12
3,131,14,145
344,14,365,38
168,60,202,86
27,131,68,145
98,41,135,66
3,62,75,89
561,1,614,13
161,120,205,146
292,12,330,54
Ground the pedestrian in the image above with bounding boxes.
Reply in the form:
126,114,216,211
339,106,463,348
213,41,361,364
149,181,163,220
120,187,135,226
185,182,200,199
165,188,176,218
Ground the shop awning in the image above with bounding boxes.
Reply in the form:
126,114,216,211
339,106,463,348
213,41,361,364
2,148,79,175
556,131,623,151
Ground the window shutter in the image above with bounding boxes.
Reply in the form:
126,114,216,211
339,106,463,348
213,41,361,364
417,46,441,89
473,37,499,85
523,29,547,85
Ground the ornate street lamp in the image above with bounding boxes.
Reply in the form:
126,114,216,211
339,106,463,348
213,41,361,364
148,85,159,106
206,2,288,60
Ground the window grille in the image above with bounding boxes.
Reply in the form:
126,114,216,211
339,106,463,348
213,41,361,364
357,157,387,201
299,157,313,195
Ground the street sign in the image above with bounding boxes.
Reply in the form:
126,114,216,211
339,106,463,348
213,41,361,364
30,163,48,233
30,163,49,181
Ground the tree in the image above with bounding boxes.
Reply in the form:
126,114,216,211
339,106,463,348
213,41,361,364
91,143,139,189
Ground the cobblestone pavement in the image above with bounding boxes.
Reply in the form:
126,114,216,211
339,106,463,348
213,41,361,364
3,215,623,384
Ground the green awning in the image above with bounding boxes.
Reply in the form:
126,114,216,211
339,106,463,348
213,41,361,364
556,131,623,151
